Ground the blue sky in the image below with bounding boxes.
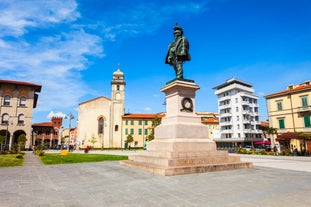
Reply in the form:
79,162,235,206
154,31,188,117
1,0,310,128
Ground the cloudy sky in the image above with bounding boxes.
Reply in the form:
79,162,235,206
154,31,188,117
1,0,310,127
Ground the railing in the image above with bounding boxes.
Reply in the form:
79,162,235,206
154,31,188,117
298,106,311,113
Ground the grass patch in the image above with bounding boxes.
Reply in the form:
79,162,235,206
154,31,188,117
0,154,24,167
40,153,128,165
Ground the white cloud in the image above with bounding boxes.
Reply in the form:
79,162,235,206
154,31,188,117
100,1,208,41
144,107,152,112
47,111,67,119
0,0,80,37
0,1,104,113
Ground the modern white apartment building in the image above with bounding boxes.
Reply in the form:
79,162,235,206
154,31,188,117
213,78,262,149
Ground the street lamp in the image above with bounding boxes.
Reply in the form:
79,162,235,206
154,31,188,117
65,113,74,151
4,116,11,151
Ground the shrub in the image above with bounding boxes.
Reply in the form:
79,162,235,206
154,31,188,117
16,154,24,159
35,150,45,157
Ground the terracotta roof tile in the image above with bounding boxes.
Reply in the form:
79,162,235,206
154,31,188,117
265,84,311,98
0,79,41,92
123,113,165,119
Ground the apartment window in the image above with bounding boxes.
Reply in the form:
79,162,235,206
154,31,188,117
19,96,26,107
130,128,134,135
130,120,134,125
125,128,128,135
144,129,148,135
98,118,104,134
277,101,283,110
235,98,238,103
18,114,25,124
144,120,148,125
3,95,11,106
304,116,311,127
1,113,9,124
138,120,142,125
301,96,308,107
125,120,128,125
278,119,285,129
236,107,239,112
138,128,142,135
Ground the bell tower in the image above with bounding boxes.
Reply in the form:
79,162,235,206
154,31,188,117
110,66,126,147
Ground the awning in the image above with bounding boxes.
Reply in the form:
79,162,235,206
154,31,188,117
254,141,271,145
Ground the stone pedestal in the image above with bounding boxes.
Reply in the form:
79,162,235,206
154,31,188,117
120,80,252,176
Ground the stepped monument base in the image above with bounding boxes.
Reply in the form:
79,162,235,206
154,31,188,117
120,80,252,176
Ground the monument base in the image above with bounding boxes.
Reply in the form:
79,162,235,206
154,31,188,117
120,139,252,176
120,80,252,176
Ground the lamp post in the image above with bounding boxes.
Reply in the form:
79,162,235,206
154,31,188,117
65,113,74,151
4,120,9,151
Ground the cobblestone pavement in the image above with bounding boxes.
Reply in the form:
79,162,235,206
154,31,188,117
0,151,310,207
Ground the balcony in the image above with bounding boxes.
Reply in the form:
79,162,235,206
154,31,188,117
219,121,232,126
298,106,311,113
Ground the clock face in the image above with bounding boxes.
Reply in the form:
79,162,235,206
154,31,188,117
181,97,193,112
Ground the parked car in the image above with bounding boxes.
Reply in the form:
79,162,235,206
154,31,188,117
243,145,252,151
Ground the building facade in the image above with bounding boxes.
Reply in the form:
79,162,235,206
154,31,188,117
122,113,165,148
213,78,262,149
265,80,311,151
32,117,63,149
0,80,41,150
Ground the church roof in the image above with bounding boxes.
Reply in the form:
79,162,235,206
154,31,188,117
79,96,111,106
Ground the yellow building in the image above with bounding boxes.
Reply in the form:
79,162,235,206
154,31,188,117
265,80,311,151
196,112,219,140
0,80,41,150
122,113,165,148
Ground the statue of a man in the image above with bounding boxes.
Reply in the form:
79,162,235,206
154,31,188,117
165,23,191,79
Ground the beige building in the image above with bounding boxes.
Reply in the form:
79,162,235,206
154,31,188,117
122,113,165,148
77,68,125,148
196,112,219,140
0,80,41,150
265,80,311,151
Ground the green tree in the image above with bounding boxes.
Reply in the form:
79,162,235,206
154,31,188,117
0,135,5,152
147,116,162,141
125,134,134,148
17,134,27,153
88,134,97,148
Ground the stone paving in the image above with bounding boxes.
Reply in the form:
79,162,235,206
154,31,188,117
0,151,311,207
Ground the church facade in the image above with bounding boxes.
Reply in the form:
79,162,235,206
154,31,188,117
77,68,125,148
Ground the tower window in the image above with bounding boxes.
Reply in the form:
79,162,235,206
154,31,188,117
19,96,26,107
18,114,25,124
1,113,9,124
117,85,120,90
115,125,119,131
3,95,11,106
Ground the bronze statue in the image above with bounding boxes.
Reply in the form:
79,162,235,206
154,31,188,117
165,23,191,79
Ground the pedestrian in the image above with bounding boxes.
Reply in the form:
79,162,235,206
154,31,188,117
273,145,278,156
